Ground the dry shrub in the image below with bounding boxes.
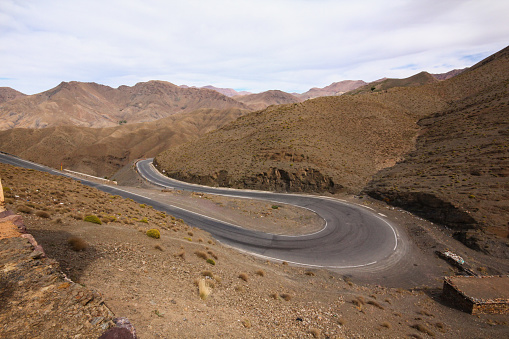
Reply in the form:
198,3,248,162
367,300,384,310
17,205,33,214
175,250,185,259
198,279,211,300
241,319,252,329
201,271,214,278
280,293,292,301
235,285,245,293
35,210,51,219
305,271,316,276
270,293,279,300
154,245,164,251
308,328,321,338
198,238,203,242
207,250,218,259
411,324,435,337
381,322,392,329
255,269,265,277
418,310,434,317
238,273,249,282
188,231,194,236
68,237,88,251
195,251,208,260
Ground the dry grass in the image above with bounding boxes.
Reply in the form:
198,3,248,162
67,237,88,251
207,250,218,259
35,210,51,219
305,271,316,276
241,319,251,329
154,244,163,251
17,205,32,214
238,273,249,282
198,279,211,300
411,324,435,337
381,322,392,329
175,250,186,259
255,269,265,277
367,300,384,310
195,251,208,260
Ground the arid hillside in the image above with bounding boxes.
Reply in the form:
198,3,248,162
297,80,367,100
0,80,249,130
154,46,508,212
0,108,247,177
154,83,449,194
0,87,26,104
348,71,439,95
365,47,509,257
232,90,302,110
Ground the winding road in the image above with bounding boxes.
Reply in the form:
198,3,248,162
0,153,405,270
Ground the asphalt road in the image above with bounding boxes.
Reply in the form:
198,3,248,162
0,153,403,270
136,159,402,269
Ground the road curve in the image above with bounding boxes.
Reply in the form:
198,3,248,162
0,153,404,270
137,159,402,269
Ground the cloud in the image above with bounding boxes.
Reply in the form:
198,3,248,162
1,0,508,94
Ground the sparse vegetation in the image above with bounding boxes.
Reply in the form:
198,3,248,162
35,210,51,219
146,228,160,238
198,279,211,300
83,215,102,225
238,273,248,282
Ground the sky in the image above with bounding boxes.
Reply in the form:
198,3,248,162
1,0,508,95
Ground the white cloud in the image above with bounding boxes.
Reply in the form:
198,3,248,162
0,0,508,94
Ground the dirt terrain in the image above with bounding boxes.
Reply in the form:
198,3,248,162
232,90,302,110
0,108,247,177
1,162,508,338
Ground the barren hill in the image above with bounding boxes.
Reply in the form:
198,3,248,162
0,81,249,130
154,46,509,249
232,90,301,110
348,71,439,95
297,80,367,100
0,87,26,104
0,107,247,177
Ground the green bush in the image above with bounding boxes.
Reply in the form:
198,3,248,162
84,215,102,225
146,228,160,239
206,259,216,265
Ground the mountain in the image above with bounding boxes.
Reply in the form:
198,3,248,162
348,71,439,95
297,80,367,100
431,68,467,80
232,90,301,110
154,46,509,252
201,85,252,97
0,81,249,130
0,107,247,177
0,87,26,104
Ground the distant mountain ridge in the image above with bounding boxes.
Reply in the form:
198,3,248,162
297,80,367,100
0,80,249,130
232,90,301,110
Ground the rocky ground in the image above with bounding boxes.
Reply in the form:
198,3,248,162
1,163,508,338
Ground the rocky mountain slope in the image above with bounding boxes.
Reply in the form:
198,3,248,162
154,82,449,194
0,81,249,130
0,87,26,104
0,108,247,177
364,47,509,257
232,90,301,110
297,80,367,100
